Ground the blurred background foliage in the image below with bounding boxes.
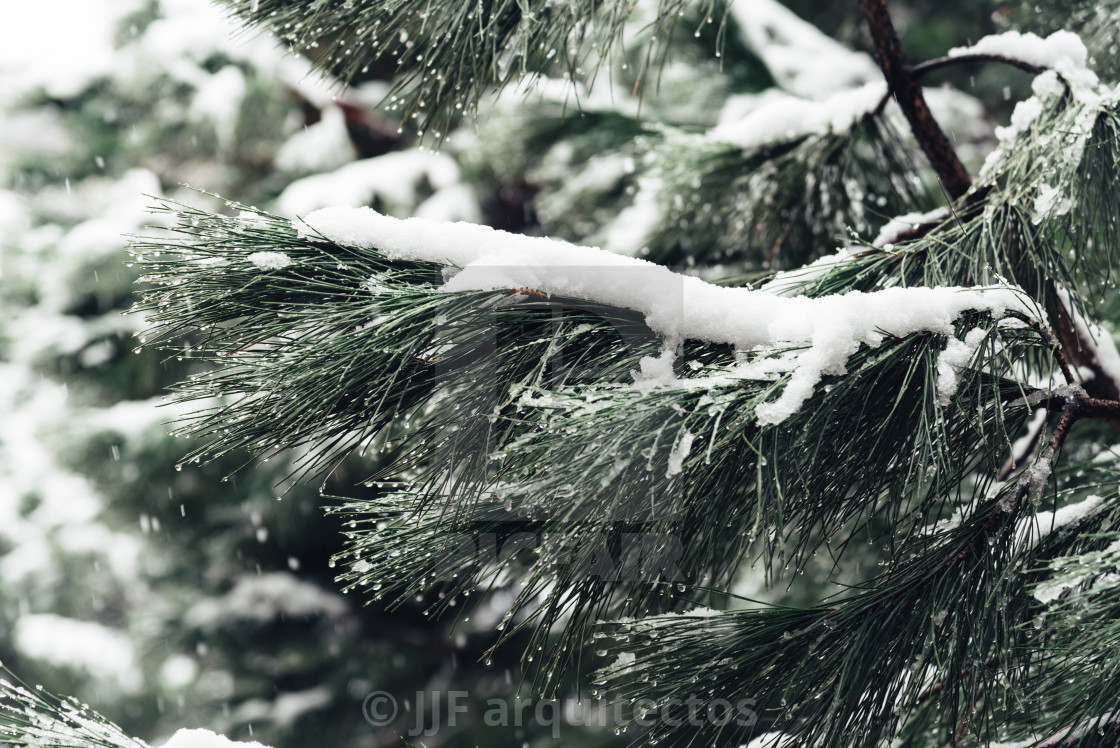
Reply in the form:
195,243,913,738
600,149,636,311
0,0,1039,746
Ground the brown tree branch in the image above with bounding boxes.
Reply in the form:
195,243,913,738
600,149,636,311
872,52,1046,115
996,410,1046,482
908,53,1046,78
859,0,973,199
945,398,1086,569
1005,310,1076,386
1051,297,1120,432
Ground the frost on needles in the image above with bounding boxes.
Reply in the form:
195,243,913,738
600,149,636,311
300,205,1030,425
92,0,1120,746
0,673,272,748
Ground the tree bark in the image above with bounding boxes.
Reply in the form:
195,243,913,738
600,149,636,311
859,0,973,200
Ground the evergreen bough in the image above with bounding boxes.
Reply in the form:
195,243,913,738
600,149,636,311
7,0,1120,747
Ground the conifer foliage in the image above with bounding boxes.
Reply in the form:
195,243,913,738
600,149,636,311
8,0,1120,746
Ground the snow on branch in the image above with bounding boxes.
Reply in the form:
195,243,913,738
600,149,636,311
948,30,1098,88
727,0,880,99
872,206,953,248
0,662,275,748
160,728,272,748
1055,286,1120,395
300,207,1033,424
709,82,886,150
0,674,141,748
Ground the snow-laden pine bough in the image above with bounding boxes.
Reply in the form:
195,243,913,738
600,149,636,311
118,8,1120,746
8,0,1120,746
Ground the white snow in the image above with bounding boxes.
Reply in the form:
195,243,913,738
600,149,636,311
0,0,335,116
15,614,142,693
0,0,364,728
270,688,332,727
1009,409,1047,464
872,207,952,248
1017,493,1102,549
515,77,642,119
741,732,797,748
276,150,465,218
227,688,332,729
710,83,886,150
998,97,1045,143
0,0,146,102
609,652,636,672
546,152,631,197
1033,537,1120,603
987,739,1043,748
760,248,854,296
1031,183,1072,224
186,572,349,628
948,30,1097,88
33,168,166,312
600,177,663,257
1030,69,1066,100
631,348,678,393
956,714,1116,748
190,66,247,152
160,655,200,690
644,606,723,621
922,86,991,143
160,728,271,748
979,66,1112,182
726,0,879,99
666,431,695,478
1055,287,1120,393
137,0,336,105
0,189,30,241
299,207,1032,424
274,106,358,175
716,90,794,130
1032,575,1082,605
1008,382,1086,411
239,210,272,228
414,183,483,224
1033,713,1119,747
0,363,121,586
1019,453,1054,509
247,251,293,270
936,327,988,406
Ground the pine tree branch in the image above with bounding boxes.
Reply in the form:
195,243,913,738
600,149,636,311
1075,396,1120,421
221,0,693,136
949,681,985,747
945,400,1082,569
995,390,1120,481
1031,718,1120,747
893,656,997,720
1006,311,1076,386
0,669,147,748
872,53,1047,115
1036,400,1077,460
997,411,1045,482
1051,299,1120,431
859,0,973,199
907,53,1046,78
